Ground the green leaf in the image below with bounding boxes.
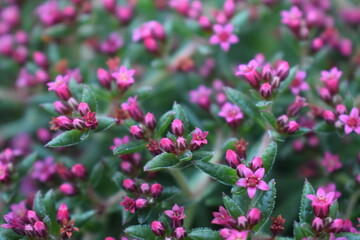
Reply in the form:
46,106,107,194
0,228,22,240
261,111,277,129
158,186,181,201
45,129,90,148
294,222,314,240
256,101,273,109
313,121,336,134
329,200,338,219
18,152,38,176
33,191,46,218
89,162,104,187
155,110,175,138
224,87,265,129
188,228,222,240
288,127,310,137
125,225,156,240
112,172,127,189
230,10,250,31
72,210,96,227
43,190,59,235
299,179,315,225
192,151,214,162
278,66,298,95
223,193,244,218
40,103,57,115
81,85,98,112
179,150,192,162
113,141,147,155
94,116,116,132
336,233,360,239
222,138,238,151
261,141,277,175
137,207,153,224
144,152,179,171
194,161,238,186
173,103,189,133
252,179,276,231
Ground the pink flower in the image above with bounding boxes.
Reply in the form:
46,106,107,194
190,127,208,151
31,157,56,182
209,24,238,52
319,183,341,200
100,33,123,55
281,6,302,29
320,67,342,94
165,204,186,228
236,167,269,199
112,66,135,92
110,136,130,151
290,70,309,95
120,196,136,213
121,96,144,122
219,228,248,240
35,0,62,26
211,206,236,228
339,108,360,134
189,85,212,111
235,60,261,87
306,188,335,218
47,75,72,101
218,102,243,127
321,152,342,173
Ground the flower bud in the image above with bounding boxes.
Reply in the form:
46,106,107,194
53,101,71,115
276,60,290,81
312,217,324,232
225,149,241,168
319,87,332,102
0,164,10,183
140,183,150,194
223,0,235,19
251,157,263,171
198,16,211,31
144,112,157,129
34,221,47,238
237,215,248,229
33,51,48,69
73,118,87,130
36,69,50,83
247,208,261,225
130,125,144,139
261,64,273,82
277,115,288,127
312,38,323,51
135,198,147,209
171,119,184,136
27,210,40,224
329,219,344,233
323,110,336,124
236,164,247,178
176,137,188,151
150,183,163,197
97,68,112,89
123,179,136,191
286,121,299,134
160,138,175,153
174,227,186,240
102,0,116,12
78,102,91,116
335,104,347,115
60,183,77,196
144,37,158,54
151,221,165,236
71,164,87,179
56,116,74,131
57,203,70,224
260,83,272,99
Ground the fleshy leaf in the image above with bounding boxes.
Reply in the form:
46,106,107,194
223,193,244,218
144,152,179,171
94,116,116,132
173,103,189,133
179,150,192,162
194,161,238,186
89,162,104,187
155,110,175,138
81,85,98,112
313,121,336,134
113,141,147,155
45,129,90,148
192,151,214,162
188,228,222,240
299,179,315,224
261,141,277,175
125,225,156,240
294,222,314,240
277,66,298,95
18,152,38,176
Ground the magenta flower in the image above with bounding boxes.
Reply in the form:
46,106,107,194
236,167,269,199
306,188,335,218
31,157,56,182
321,152,342,173
35,0,62,26
112,66,135,92
120,196,136,213
281,6,303,28
218,102,243,127
121,96,144,122
211,206,236,228
339,108,360,134
319,183,341,200
290,70,309,95
100,33,124,55
320,67,342,94
209,24,239,52
190,127,208,151
189,85,212,111
235,60,261,87
219,228,249,240
47,75,72,101
164,204,186,228
110,136,130,151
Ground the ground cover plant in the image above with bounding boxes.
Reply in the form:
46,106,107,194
1,0,360,239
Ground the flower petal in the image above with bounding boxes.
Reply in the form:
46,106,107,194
247,187,257,199
257,180,269,191
236,178,247,187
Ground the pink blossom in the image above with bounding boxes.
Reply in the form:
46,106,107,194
281,6,302,29
190,127,208,151
110,136,130,151
209,24,238,52
219,228,248,240
165,204,186,228
211,206,236,228
339,108,360,134
112,66,135,92
290,70,309,95
218,102,243,127
319,183,341,200
320,67,342,94
306,188,335,218
31,157,56,182
47,75,71,101
321,152,342,173
121,96,144,122
189,85,212,110
120,196,136,213
100,33,123,55
236,167,269,199
35,0,62,26
235,60,260,87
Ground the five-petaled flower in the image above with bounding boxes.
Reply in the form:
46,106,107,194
218,102,243,127
339,107,360,134
236,166,269,199
209,24,239,52
112,65,135,92
306,188,335,218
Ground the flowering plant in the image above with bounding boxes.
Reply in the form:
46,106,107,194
1,0,360,240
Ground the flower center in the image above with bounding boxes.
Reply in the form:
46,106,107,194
347,117,358,128
247,175,260,188
218,31,229,42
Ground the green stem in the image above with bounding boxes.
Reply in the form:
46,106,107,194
345,190,360,219
169,169,193,198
